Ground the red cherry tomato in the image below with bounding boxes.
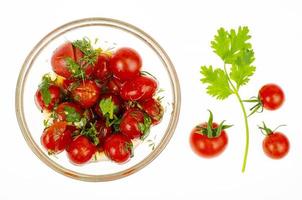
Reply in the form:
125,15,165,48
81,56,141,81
190,123,228,158
95,120,112,151
51,42,75,78
71,80,100,108
259,84,285,110
139,98,164,125
35,85,61,111
93,54,112,81
120,109,151,139
263,132,289,159
41,121,73,153
66,136,96,165
60,78,74,92
110,47,142,81
55,102,83,122
104,134,132,163
120,76,157,101
106,77,124,94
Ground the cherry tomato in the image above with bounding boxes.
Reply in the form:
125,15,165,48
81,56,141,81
110,47,142,81
104,134,132,163
93,54,112,81
71,80,100,108
263,132,289,159
74,47,95,78
66,136,97,165
35,85,61,111
120,109,151,139
51,42,75,78
106,77,124,94
120,76,157,101
190,123,228,158
41,121,73,153
60,78,74,92
55,102,83,122
95,120,112,151
259,84,285,110
139,98,164,125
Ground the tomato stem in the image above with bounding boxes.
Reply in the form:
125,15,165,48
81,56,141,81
224,64,249,173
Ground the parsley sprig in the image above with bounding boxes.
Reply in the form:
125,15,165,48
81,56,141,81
200,26,255,172
80,123,99,145
65,57,85,78
99,97,121,127
64,106,81,123
99,97,117,120
138,115,152,140
38,74,52,106
72,37,101,66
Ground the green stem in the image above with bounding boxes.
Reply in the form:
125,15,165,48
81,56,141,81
224,64,249,173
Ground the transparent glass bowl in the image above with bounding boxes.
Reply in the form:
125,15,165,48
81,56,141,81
15,18,181,181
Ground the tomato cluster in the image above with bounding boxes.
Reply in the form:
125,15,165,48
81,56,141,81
190,84,289,160
35,39,164,165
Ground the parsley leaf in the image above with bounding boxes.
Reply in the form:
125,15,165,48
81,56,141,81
211,28,230,61
112,118,121,132
125,142,134,158
99,97,117,120
72,38,101,66
74,117,87,129
81,123,99,145
230,49,256,89
211,26,251,63
138,115,152,140
200,65,233,100
65,57,85,78
210,26,255,90
38,75,52,106
64,106,81,123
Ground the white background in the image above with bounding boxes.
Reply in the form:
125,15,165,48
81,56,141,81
1,0,302,199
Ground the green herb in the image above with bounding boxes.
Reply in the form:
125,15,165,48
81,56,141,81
157,88,165,93
64,106,81,123
99,97,117,120
200,26,255,172
200,66,233,100
141,71,158,81
65,57,85,78
125,142,134,158
112,118,121,132
81,123,99,145
74,117,87,129
138,115,152,140
146,139,156,151
43,119,49,127
38,75,52,106
49,111,58,120
72,37,101,66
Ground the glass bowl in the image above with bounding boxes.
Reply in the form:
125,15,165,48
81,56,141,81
15,18,181,181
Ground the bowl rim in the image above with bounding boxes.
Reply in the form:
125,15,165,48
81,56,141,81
15,17,181,182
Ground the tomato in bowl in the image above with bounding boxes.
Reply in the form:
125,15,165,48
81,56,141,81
16,18,180,181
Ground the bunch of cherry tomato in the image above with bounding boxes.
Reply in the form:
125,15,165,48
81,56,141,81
35,38,164,165
190,83,289,160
